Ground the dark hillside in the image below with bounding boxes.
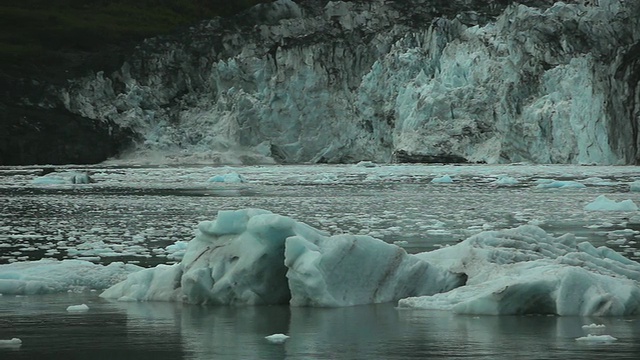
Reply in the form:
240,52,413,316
0,0,272,165
0,0,271,80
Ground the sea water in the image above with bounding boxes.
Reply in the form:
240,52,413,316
1,164,640,359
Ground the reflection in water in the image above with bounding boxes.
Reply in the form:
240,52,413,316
1,294,640,359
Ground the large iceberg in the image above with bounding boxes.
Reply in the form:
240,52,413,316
99,209,640,316
399,226,640,316
101,209,465,306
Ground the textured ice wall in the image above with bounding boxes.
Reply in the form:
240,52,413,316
60,0,640,164
400,225,640,316
101,209,462,306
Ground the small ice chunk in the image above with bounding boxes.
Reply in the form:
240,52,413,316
355,161,377,168
431,175,453,184
575,334,617,342
630,181,640,192
0,338,22,347
492,175,519,185
582,323,606,330
66,304,90,312
536,180,585,189
207,172,246,183
265,334,289,344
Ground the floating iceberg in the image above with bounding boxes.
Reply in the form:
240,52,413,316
101,209,464,306
0,260,141,295
32,172,93,185
0,338,22,348
535,180,586,189
66,304,90,312
492,176,519,185
265,334,289,344
575,334,617,342
581,323,606,330
431,175,454,184
6,208,639,316
399,226,640,316
99,209,640,316
584,195,638,212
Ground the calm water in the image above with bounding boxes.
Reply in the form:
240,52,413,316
1,293,640,359
2,164,640,358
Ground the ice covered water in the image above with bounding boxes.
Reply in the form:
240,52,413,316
2,164,640,358
1,164,639,266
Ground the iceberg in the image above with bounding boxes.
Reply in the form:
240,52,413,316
584,195,638,211
535,180,586,189
101,209,464,306
6,208,639,316
0,260,141,295
399,226,640,316
431,175,454,184
0,338,22,348
100,208,640,316
32,172,94,185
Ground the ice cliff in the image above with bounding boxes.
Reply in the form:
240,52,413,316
60,0,640,165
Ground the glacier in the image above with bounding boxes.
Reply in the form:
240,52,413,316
95,208,640,316
56,0,640,165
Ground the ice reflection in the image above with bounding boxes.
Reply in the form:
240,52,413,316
108,300,640,360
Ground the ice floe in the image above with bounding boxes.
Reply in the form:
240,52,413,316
492,175,519,185
431,175,454,184
584,195,638,212
0,338,22,348
207,172,246,183
32,172,93,185
575,334,617,342
265,334,289,344
66,304,90,312
535,180,586,189
399,225,640,316
0,260,141,295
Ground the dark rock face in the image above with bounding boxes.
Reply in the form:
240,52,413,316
393,150,468,164
0,104,136,165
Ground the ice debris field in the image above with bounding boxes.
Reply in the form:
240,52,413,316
1,164,640,318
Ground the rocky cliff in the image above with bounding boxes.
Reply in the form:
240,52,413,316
7,0,640,165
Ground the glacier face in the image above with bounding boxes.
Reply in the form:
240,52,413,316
60,0,640,165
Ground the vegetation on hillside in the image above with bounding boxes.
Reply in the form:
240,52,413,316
1,0,271,78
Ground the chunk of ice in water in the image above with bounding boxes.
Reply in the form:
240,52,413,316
66,304,90,312
265,334,289,344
